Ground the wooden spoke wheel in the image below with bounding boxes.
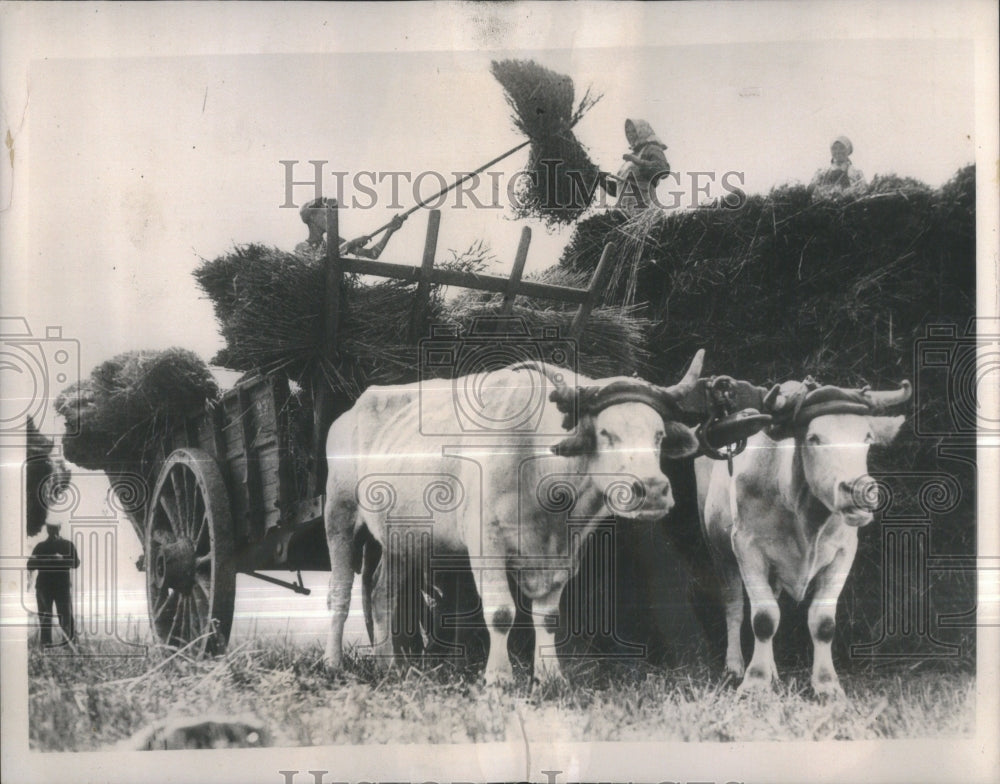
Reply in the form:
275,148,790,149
145,448,235,655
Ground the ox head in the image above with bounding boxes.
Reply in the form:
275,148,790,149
517,351,707,520
769,379,912,526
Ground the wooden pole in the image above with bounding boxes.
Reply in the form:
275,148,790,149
323,202,343,355
310,202,343,496
569,242,616,339
335,257,590,304
500,227,532,314
361,139,530,242
409,210,441,342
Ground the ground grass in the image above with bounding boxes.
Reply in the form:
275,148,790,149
28,633,974,750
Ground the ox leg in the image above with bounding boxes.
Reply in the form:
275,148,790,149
719,559,746,680
808,536,857,699
733,533,780,693
472,565,517,685
530,587,566,684
324,511,356,670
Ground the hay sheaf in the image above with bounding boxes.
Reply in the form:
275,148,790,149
55,349,219,472
491,59,602,226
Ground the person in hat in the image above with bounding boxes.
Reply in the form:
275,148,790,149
600,119,671,216
810,136,867,197
295,197,406,259
27,521,80,647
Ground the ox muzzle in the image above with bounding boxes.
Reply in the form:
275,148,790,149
603,474,674,520
836,474,880,526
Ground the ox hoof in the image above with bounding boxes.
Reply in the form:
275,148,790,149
724,660,745,682
322,651,343,672
484,665,515,688
532,660,567,688
737,667,775,695
811,672,846,700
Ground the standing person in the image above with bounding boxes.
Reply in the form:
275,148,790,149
810,135,867,197
295,197,406,259
27,522,79,648
600,118,671,216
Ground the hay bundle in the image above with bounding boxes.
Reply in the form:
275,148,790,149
55,349,219,472
491,59,601,226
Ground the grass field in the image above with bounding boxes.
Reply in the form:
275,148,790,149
28,633,975,750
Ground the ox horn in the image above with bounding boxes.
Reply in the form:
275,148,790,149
864,380,913,412
510,361,578,420
659,349,706,412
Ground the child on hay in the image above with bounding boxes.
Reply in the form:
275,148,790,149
810,136,867,198
600,118,671,216
295,197,406,259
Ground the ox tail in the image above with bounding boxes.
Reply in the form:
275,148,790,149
358,531,381,647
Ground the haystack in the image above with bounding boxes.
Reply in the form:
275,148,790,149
55,349,219,472
559,166,975,392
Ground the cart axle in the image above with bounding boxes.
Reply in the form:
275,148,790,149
245,570,311,595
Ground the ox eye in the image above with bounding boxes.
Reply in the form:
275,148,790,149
654,429,664,444
864,432,874,444
807,433,821,445
598,428,617,445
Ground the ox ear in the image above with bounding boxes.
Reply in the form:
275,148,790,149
551,419,597,457
869,415,906,445
660,420,700,460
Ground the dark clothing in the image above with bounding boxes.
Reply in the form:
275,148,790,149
27,535,79,645
35,584,74,646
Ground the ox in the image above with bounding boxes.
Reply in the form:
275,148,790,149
323,353,711,683
700,378,912,696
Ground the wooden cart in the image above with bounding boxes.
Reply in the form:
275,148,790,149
123,204,619,654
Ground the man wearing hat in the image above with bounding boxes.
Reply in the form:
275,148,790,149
27,521,80,647
810,136,867,197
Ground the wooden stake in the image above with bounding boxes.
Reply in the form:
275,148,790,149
570,242,616,339
409,210,441,342
501,227,532,314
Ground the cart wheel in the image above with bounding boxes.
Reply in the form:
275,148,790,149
145,448,235,655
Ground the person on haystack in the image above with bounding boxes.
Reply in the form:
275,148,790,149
27,521,80,648
810,135,867,198
599,118,671,216
295,197,406,260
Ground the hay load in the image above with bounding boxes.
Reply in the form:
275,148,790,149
55,349,219,472
490,59,601,226
194,244,651,397
559,166,976,392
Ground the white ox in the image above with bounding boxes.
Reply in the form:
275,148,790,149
700,379,911,696
324,353,709,683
